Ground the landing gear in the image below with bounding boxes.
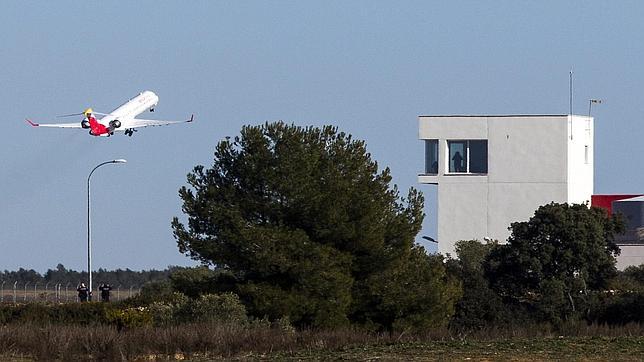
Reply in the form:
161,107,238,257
125,128,137,137
150,108,155,112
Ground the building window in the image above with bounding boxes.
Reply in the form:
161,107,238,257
425,140,438,174
448,140,488,174
448,141,467,172
469,140,488,173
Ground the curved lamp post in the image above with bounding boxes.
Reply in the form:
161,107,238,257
88,159,126,301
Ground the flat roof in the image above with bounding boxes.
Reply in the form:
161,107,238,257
418,114,574,118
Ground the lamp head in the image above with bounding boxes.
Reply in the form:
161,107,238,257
112,159,127,164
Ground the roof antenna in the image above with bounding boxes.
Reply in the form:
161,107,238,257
569,68,574,140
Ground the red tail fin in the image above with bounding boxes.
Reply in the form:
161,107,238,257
25,119,39,127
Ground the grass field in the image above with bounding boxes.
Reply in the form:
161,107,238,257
2,336,642,360
269,337,644,361
0,323,642,360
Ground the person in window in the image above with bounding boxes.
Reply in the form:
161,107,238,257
430,161,438,174
452,151,464,172
77,283,89,302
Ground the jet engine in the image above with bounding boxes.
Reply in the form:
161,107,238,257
109,120,121,129
81,120,90,129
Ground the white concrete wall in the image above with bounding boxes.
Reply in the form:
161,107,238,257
616,245,644,270
419,115,593,256
437,182,488,257
487,117,567,183
487,183,567,244
567,116,594,205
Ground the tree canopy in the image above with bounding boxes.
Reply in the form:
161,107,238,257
172,121,460,329
484,202,625,323
447,240,504,331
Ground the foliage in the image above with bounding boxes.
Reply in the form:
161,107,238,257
589,291,644,325
135,279,175,302
484,203,625,324
447,240,507,331
0,291,248,328
147,292,248,326
145,292,190,325
106,307,153,329
169,266,222,298
0,302,114,325
588,265,644,325
186,292,248,324
623,264,644,284
354,247,462,332
613,264,644,292
171,122,443,329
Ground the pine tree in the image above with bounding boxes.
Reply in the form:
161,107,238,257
172,122,459,329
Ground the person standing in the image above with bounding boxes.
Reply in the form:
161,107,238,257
99,283,112,302
452,151,464,172
77,283,89,302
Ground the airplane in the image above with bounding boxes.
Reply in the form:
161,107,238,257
26,90,193,137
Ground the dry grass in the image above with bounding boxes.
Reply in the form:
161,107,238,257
0,322,642,360
0,323,382,360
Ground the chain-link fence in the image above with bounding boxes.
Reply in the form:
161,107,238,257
0,281,140,304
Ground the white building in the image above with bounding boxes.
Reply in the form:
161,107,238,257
418,115,593,256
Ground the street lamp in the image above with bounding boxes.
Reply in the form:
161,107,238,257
87,159,126,301
422,236,437,243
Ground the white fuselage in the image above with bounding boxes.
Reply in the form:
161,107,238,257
99,91,159,127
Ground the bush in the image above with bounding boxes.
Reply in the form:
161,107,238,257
106,307,153,330
355,248,462,332
590,291,644,325
148,292,190,325
0,302,114,325
0,291,249,329
189,293,248,324
147,292,248,326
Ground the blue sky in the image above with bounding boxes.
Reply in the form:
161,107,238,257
1,1,643,272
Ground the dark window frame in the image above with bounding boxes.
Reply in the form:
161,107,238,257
424,139,439,174
447,140,488,174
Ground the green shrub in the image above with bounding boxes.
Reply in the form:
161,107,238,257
273,316,296,335
0,302,114,325
145,292,248,326
189,293,248,324
148,292,190,325
0,292,248,328
106,307,153,329
590,291,644,325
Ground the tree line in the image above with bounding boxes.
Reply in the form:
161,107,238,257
0,264,174,288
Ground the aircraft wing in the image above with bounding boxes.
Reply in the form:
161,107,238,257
118,114,194,130
25,119,82,128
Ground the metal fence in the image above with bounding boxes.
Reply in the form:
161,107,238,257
0,281,140,304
